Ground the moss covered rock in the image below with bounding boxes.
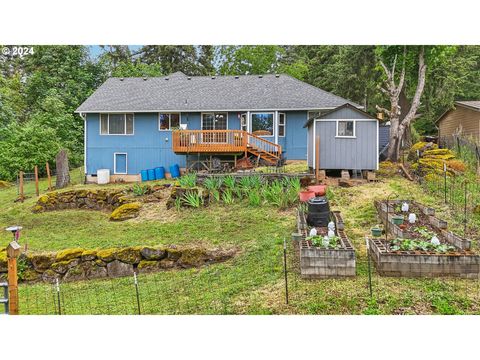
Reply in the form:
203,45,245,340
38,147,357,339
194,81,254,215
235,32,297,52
166,248,182,261
109,202,141,221
29,253,56,271
137,260,161,273
21,269,40,282
140,246,166,260
51,259,79,274
81,249,97,261
0,180,11,188
41,269,58,283
115,246,142,264
96,248,118,262
0,251,7,272
56,248,84,262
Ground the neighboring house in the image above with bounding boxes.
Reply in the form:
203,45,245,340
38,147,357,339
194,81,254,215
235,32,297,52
76,71,369,181
305,104,379,172
436,101,480,140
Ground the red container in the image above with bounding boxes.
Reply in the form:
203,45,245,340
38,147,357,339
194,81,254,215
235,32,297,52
299,191,316,202
308,185,327,196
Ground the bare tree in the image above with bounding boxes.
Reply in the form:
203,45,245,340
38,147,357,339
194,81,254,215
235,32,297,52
55,149,70,188
377,46,427,161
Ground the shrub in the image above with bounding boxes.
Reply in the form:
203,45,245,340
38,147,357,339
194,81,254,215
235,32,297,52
446,159,467,172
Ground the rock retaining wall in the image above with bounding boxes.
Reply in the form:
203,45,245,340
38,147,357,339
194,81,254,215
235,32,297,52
0,245,236,283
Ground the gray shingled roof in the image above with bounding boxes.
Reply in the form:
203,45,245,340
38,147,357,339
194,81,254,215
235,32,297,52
76,71,360,113
456,101,480,111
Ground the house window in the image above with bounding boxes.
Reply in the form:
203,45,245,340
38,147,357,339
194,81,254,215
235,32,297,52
240,113,247,131
278,113,286,137
114,153,128,174
100,114,134,135
251,112,274,136
202,112,227,130
337,120,355,137
159,113,180,130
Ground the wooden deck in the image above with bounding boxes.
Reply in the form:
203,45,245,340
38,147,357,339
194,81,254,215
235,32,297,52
172,130,282,165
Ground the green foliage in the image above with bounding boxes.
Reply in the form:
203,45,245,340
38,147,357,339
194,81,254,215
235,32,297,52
182,190,203,208
221,189,234,205
247,190,262,207
203,176,223,191
390,238,455,253
132,183,149,197
223,175,236,190
178,173,197,188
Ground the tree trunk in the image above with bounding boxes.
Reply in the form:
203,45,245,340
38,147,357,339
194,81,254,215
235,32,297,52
55,149,70,189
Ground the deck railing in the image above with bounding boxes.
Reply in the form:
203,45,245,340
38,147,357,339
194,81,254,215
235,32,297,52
172,129,282,161
172,130,247,153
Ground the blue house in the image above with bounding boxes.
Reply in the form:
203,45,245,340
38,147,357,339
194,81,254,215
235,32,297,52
76,71,372,181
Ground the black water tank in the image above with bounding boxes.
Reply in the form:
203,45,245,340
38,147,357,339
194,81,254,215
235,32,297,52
307,196,330,227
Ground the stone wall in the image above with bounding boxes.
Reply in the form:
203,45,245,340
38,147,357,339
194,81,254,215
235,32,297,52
0,245,236,283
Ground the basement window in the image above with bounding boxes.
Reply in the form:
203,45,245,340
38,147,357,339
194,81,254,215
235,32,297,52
336,120,355,138
100,114,134,135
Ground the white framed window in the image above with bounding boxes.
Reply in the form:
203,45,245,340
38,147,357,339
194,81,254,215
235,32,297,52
336,120,355,138
240,113,247,131
100,114,134,135
159,113,181,130
251,112,274,137
113,152,128,174
278,113,286,137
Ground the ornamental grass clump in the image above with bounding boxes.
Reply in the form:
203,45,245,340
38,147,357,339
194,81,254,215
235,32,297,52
182,190,203,208
178,173,197,188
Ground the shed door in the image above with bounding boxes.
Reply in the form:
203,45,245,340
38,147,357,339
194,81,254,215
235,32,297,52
114,153,127,174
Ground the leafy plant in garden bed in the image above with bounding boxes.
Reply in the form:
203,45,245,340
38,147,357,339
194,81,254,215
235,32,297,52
306,234,341,249
132,183,150,197
390,238,455,253
178,173,197,188
182,190,204,208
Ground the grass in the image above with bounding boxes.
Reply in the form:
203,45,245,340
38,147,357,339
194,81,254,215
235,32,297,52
2,166,480,314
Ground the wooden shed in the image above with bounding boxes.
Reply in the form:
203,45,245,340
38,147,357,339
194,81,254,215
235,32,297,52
436,101,480,140
305,104,379,173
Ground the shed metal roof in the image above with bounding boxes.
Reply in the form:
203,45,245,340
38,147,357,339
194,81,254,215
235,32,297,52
76,71,361,113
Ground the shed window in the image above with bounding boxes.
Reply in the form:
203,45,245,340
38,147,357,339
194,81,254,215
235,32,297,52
251,112,274,136
278,113,286,137
100,114,134,135
337,120,355,137
159,113,180,130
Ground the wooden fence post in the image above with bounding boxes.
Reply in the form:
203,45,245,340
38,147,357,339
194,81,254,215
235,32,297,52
34,165,39,197
7,241,21,315
46,162,52,190
315,135,320,184
19,171,24,202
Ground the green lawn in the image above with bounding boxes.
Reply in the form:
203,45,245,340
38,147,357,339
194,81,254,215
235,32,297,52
1,168,480,314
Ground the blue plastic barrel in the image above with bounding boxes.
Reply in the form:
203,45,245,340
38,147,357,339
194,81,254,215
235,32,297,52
154,166,165,180
170,164,180,178
147,169,155,181
140,170,148,182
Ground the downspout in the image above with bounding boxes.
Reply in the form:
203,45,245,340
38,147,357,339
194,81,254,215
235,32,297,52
80,112,87,181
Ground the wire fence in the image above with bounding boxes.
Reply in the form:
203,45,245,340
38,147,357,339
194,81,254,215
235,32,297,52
14,238,480,315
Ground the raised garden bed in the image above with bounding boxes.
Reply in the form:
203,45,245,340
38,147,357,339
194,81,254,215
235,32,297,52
295,210,355,279
369,199,480,278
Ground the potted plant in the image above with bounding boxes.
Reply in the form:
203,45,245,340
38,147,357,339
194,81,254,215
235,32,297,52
391,215,404,225
371,225,382,237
